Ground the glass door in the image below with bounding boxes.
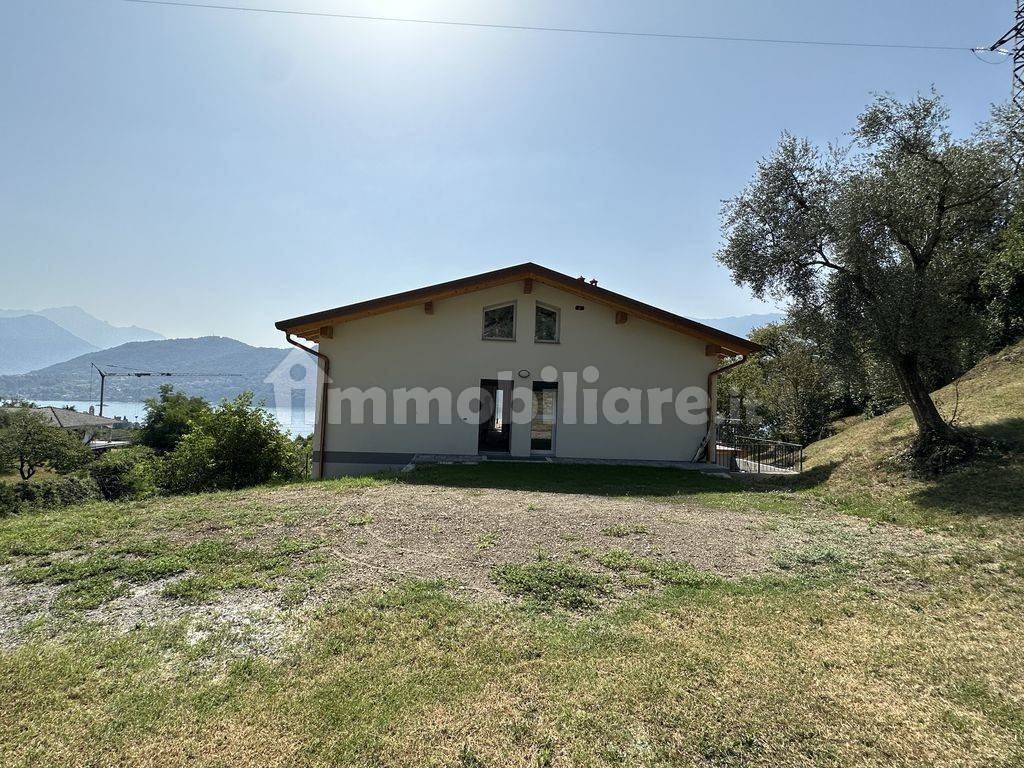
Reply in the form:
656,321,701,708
530,382,557,454
478,379,512,453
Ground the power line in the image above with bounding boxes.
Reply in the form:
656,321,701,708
121,0,979,53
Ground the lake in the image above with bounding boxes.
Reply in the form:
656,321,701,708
31,400,315,437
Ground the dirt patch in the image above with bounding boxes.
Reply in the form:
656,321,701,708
251,483,949,598
0,482,953,649
0,574,56,646
0,569,314,658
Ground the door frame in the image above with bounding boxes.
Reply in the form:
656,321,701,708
529,381,558,456
477,378,512,454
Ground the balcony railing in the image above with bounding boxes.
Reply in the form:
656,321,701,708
712,431,804,474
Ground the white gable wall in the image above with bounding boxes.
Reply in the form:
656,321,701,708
313,281,718,475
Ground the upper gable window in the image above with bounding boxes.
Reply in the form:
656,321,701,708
534,302,560,343
482,302,516,341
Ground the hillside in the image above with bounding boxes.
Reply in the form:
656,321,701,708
803,339,1024,528
0,315,97,374
694,312,784,338
0,336,291,403
0,306,162,349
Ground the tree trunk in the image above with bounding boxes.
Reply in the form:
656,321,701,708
891,353,953,445
19,456,34,481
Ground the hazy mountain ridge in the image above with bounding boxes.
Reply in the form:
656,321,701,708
694,313,784,339
0,315,99,375
0,336,291,404
0,306,163,349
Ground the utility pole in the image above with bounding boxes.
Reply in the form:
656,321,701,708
91,363,107,417
989,0,1024,160
89,366,242,419
90,365,175,418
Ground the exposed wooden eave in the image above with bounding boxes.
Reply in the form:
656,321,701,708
278,263,762,355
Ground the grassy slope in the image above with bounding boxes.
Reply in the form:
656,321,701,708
1,466,1022,766
801,339,1024,535
808,339,1024,467
1,343,1023,766
0,466,61,485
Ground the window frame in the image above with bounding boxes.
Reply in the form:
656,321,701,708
481,301,517,342
533,301,561,344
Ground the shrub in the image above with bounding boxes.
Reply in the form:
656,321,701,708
138,385,212,454
88,446,157,501
160,392,303,494
14,475,101,509
0,484,21,516
159,432,216,494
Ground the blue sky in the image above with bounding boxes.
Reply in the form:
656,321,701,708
0,0,1012,347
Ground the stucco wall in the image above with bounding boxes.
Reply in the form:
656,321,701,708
313,281,718,475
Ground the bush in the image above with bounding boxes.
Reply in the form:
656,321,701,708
0,484,21,516
13,475,101,509
160,432,217,494
88,446,157,501
138,385,212,454
160,392,303,494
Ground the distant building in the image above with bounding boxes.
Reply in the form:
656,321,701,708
5,406,128,450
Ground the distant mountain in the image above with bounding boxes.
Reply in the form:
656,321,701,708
0,306,164,349
0,336,291,404
0,315,98,375
695,313,784,339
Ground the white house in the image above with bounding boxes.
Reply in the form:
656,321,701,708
275,263,760,477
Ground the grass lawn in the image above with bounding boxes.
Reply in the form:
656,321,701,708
1,459,1023,767
0,466,60,485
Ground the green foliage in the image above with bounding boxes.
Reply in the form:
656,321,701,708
138,384,212,454
0,484,21,516
0,408,92,480
347,513,373,526
492,554,609,610
718,93,1016,447
12,475,102,509
87,446,157,501
12,536,298,609
600,523,649,538
718,322,835,444
982,212,1024,347
293,434,314,478
160,391,303,494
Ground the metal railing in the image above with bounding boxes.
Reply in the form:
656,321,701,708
712,429,804,474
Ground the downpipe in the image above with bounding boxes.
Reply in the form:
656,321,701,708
285,333,330,480
704,354,747,464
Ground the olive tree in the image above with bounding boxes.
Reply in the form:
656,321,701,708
0,409,91,480
718,93,1014,458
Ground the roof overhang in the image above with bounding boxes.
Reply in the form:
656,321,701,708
276,262,763,356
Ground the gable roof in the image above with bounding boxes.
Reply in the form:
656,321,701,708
7,407,121,429
276,262,762,355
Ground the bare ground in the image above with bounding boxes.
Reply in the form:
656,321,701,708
0,481,956,651
256,483,949,591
